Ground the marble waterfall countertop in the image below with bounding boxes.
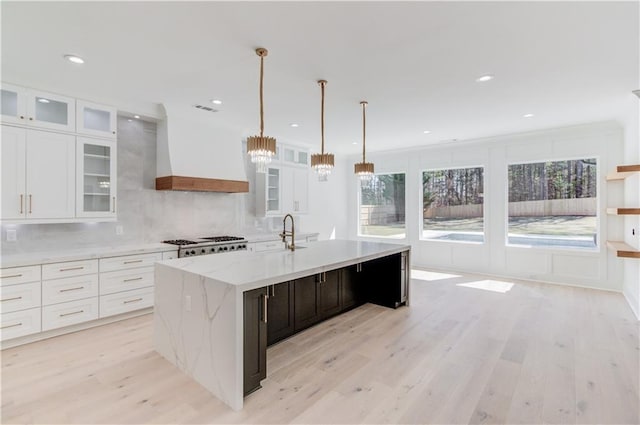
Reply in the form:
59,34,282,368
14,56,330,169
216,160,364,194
0,243,178,268
153,239,411,411
156,239,409,293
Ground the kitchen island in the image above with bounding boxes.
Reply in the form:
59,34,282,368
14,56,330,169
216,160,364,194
153,239,410,411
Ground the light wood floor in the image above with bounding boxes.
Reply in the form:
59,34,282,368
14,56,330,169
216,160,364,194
2,270,639,424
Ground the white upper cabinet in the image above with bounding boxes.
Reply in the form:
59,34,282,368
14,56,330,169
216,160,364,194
76,100,117,139
0,83,28,125
26,89,76,132
1,127,75,221
76,137,117,218
1,126,27,220
282,145,309,167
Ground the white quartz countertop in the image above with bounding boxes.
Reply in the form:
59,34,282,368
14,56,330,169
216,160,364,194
1,243,178,268
157,239,410,292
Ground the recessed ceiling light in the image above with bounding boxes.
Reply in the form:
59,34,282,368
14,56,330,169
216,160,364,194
211,99,222,105
352,142,358,145
64,54,84,64
127,119,133,122
523,113,534,118
290,123,299,128
476,74,494,82
134,115,140,119
37,98,50,104
423,130,431,134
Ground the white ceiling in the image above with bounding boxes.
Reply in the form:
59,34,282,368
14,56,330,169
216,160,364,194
2,1,638,154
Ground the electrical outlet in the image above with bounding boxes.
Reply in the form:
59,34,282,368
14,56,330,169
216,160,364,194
115,225,124,235
6,229,16,242
185,295,192,312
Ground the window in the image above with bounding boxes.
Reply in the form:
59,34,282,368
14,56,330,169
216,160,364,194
507,158,597,249
359,173,406,238
422,167,484,243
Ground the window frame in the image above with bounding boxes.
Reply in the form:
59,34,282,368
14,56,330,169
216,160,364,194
419,164,486,245
504,156,601,252
357,170,408,240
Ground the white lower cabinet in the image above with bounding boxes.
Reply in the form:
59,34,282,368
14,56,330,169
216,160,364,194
42,297,99,331
100,287,154,318
0,281,41,313
42,274,99,306
99,252,162,272
42,259,98,280
99,267,154,295
1,308,41,341
0,265,41,286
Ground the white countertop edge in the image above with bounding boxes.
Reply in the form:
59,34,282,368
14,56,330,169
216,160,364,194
1,243,178,268
158,241,410,294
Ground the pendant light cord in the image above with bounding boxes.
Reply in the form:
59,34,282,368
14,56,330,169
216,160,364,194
320,81,326,155
259,54,265,138
361,101,367,162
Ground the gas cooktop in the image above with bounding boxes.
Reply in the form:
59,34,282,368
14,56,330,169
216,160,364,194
162,236,248,257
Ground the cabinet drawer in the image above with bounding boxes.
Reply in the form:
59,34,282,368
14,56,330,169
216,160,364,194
0,265,41,287
1,307,41,341
99,267,154,295
42,259,98,280
42,274,99,306
99,287,153,318
0,282,41,313
42,297,98,331
99,253,163,272
253,241,284,252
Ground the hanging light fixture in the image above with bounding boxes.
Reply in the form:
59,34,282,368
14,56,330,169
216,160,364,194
354,101,374,180
311,80,335,181
246,47,276,173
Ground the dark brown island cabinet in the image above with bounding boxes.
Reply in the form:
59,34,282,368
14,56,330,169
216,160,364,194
243,250,409,395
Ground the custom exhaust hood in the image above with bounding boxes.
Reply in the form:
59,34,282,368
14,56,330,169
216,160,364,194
155,102,249,193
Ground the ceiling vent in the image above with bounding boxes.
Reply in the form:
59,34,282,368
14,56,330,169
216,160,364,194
194,104,219,113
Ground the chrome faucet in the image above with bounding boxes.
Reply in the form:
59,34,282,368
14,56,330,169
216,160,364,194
280,214,296,251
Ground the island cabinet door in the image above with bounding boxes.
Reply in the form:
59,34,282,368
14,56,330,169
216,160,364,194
318,270,341,320
293,275,321,331
363,253,403,308
243,287,268,396
267,281,295,346
341,264,365,310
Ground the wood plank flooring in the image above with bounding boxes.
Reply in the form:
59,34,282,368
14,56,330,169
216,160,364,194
2,270,638,424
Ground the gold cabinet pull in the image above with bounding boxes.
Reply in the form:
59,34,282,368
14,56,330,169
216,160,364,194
60,266,84,272
123,277,143,282
124,298,143,304
1,322,22,330
1,296,23,302
123,260,143,264
59,286,84,293
262,293,268,323
60,310,84,317
2,274,23,279
28,194,32,214
112,197,116,213
19,194,23,214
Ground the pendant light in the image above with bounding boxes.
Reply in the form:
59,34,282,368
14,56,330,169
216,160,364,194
246,48,276,173
354,101,374,180
311,80,335,181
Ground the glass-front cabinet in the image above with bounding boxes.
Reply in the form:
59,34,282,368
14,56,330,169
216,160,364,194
76,100,117,138
0,83,27,125
266,167,281,214
76,138,117,218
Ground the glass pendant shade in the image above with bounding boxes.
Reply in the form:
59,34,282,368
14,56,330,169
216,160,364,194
354,101,375,180
247,48,276,173
312,80,334,181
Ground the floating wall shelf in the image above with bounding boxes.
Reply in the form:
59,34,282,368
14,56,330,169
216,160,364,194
606,164,640,181
606,241,640,259
606,207,640,215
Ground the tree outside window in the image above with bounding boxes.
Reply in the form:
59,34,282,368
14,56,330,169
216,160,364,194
359,173,406,238
507,158,597,249
422,167,484,243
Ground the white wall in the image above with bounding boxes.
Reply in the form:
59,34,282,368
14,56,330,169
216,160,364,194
348,122,625,292
622,93,640,319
